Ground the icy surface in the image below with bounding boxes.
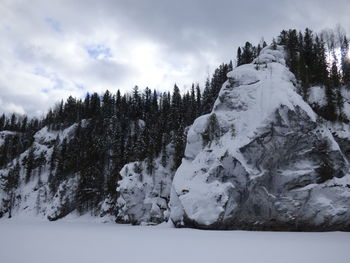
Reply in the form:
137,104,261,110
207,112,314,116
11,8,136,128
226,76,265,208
0,220,349,263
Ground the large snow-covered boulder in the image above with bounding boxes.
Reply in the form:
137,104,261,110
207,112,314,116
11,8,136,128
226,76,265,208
169,46,350,231
117,146,175,225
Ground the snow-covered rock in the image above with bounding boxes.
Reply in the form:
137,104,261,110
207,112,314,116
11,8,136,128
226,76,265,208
169,46,350,230
0,122,113,220
117,145,175,224
308,85,327,108
0,125,71,219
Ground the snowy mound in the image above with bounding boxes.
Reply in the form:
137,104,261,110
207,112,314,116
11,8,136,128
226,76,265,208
169,46,350,230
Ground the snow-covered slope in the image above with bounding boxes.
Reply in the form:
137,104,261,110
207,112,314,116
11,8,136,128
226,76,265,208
169,46,350,230
0,122,113,220
0,124,75,219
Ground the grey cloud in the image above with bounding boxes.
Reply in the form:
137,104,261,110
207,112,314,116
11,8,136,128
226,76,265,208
1,0,350,116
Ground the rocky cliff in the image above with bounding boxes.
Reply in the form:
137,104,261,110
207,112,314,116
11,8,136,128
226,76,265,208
0,122,114,221
169,46,350,231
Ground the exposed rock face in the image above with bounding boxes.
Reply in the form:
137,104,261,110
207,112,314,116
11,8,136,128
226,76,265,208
0,125,73,219
169,46,350,231
0,123,113,221
116,146,175,225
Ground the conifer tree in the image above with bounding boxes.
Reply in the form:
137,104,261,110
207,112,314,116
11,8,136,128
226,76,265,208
202,113,221,147
2,162,20,217
195,84,202,117
341,36,350,87
330,59,343,119
173,125,186,171
241,42,255,65
24,147,35,183
236,47,242,66
201,78,212,114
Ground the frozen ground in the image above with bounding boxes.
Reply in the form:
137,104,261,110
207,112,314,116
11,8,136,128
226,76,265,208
0,219,349,263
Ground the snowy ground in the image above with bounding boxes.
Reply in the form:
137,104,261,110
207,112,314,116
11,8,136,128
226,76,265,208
0,219,349,263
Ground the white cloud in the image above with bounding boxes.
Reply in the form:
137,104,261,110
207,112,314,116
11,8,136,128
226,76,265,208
0,0,350,116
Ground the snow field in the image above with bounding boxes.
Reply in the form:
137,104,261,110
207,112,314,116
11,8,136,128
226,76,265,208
0,220,349,263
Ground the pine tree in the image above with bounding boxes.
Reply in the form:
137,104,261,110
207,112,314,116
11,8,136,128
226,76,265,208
161,133,168,168
21,116,28,132
329,58,343,119
324,79,337,122
0,114,5,131
240,42,255,65
2,162,20,217
10,114,16,130
173,125,186,170
341,36,350,87
202,113,221,147
316,140,334,183
280,29,299,79
64,96,78,125
24,147,35,183
313,35,328,85
190,84,197,121
170,84,182,131
195,84,202,117
236,47,242,66
90,93,101,119
102,90,114,118
37,151,46,182
201,78,212,114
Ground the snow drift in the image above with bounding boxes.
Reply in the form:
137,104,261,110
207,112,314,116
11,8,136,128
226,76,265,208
169,46,350,230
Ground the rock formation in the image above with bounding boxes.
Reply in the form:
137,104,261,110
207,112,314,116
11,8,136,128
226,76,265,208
169,46,350,231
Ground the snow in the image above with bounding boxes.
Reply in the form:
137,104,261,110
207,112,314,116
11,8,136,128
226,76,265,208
171,45,321,226
117,142,175,224
34,123,78,144
0,122,89,219
340,87,350,119
221,47,316,144
0,220,349,263
307,86,350,122
253,46,286,65
329,121,350,139
309,85,327,107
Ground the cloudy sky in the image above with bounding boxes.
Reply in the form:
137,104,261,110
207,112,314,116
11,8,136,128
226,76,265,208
1,0,350,116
